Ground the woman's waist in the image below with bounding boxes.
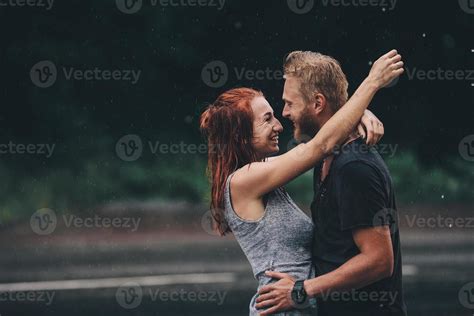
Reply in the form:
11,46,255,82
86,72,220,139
254,261,315,285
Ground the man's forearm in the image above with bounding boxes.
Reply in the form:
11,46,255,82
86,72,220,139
304,253,391,297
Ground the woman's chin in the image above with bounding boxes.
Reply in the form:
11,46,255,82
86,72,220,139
269,144,279,154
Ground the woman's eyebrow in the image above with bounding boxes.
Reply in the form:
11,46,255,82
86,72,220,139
263,112,273,118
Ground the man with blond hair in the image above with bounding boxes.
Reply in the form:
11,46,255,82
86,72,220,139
256,51,407,316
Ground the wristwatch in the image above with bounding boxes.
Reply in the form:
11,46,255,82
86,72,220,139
291,280,308,306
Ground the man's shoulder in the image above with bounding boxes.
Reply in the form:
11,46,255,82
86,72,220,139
331,139,389,178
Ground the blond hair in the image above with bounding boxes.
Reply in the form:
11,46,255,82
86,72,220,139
283,51,348,113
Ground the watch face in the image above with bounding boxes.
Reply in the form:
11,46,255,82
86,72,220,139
291,282,310,309
296,291,307,303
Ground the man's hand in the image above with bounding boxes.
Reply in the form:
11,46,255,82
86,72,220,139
358,109,384,146
255,271,295,315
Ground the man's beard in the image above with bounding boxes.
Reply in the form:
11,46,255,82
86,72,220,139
294,108,319,143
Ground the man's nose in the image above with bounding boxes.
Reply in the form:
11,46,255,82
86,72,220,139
282,104,290,118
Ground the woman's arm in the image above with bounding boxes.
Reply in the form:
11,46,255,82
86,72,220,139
233,50,403,198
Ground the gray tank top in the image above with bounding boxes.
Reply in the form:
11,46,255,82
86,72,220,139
224,172,317,315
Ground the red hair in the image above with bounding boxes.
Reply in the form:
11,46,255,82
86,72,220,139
200,88,263,235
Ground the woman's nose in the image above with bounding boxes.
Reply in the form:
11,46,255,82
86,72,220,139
274,119,283,132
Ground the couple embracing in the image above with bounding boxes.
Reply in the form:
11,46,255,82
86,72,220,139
200,49,407,316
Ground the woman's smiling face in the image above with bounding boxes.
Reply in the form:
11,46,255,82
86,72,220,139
250,96,284,159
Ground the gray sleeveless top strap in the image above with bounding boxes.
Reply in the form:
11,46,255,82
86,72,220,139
223,172,317,315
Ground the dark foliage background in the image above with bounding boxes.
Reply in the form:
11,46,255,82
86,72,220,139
0,0,472,221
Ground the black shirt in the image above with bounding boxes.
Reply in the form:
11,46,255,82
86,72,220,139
311,138,407,316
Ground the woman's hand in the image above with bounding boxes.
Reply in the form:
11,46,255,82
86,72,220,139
367,49,404,90
358,109,384,146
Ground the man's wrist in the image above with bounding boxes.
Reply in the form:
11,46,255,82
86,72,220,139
303,279,313,297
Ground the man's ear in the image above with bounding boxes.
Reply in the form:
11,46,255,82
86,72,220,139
313,93,327,115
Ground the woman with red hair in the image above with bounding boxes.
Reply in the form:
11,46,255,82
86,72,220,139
200,50,403,315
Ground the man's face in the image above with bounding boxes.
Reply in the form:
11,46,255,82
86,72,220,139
282,76,319,142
